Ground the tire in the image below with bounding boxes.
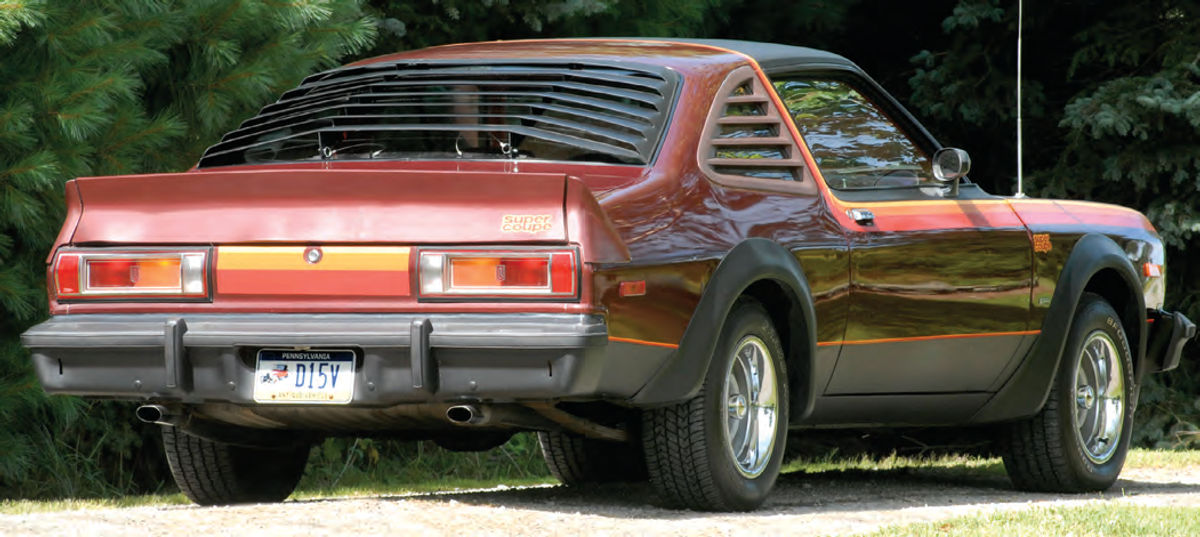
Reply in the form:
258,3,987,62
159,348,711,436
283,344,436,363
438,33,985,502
1000,292,1136,492
642,298,789,511
538,431,648,485
162,426,310,505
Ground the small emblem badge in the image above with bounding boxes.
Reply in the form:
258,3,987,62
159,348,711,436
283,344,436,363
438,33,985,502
304,247,323,264
1033,233,1052,253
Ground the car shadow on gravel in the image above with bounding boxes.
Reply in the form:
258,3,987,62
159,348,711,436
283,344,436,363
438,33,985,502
295,465,1200,519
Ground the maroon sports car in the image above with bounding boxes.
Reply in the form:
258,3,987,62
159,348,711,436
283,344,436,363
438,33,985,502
22,38,1194,511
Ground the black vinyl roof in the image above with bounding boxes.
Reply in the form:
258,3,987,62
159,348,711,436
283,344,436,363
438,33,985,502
638,38,861,72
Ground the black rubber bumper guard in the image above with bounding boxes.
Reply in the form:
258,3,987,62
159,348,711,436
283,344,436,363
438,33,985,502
20,313,631,404
1148,309,1197,373
156,317,439,394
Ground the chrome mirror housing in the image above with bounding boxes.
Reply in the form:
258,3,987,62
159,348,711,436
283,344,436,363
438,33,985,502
932,147,971,197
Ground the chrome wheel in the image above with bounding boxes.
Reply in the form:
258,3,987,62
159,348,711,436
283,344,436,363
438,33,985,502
1073,330,1125,464
721,335,779,478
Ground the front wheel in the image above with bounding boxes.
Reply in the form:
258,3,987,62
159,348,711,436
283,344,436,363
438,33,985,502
1000,293,1136,492
642,298,788,511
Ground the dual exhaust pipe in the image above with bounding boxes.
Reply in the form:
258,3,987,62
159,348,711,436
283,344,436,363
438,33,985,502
445,404,487,425
135,404,181,426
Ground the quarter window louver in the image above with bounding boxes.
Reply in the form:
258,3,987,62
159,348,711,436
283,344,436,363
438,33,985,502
197,61,679,168
698,66,813,194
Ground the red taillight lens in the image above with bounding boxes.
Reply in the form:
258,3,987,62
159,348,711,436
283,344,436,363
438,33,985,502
55,254,81,296
420,249,577,298
53,249,209,300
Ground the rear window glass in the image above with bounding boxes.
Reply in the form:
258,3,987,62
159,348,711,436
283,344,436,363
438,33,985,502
198,62,678,168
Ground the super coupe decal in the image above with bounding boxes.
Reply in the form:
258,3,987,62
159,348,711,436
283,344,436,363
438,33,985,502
501,214,554,233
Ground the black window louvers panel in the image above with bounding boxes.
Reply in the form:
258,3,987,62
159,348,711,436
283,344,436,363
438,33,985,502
197,60,678,168
199,124,644,168
225,87,659,144
279,77,663,109
202,111,647,158
283,66,669,99
210,105,648,153
243,87,659,132
247,86,657,126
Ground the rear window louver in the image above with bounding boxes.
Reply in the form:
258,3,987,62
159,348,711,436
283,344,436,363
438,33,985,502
698,66,811,191
197,60,679,168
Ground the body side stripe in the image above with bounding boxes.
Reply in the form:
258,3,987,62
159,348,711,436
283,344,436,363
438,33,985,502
609,336,680,349
817,330,1041,347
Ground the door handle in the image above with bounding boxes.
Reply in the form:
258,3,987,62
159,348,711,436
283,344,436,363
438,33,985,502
847,208,874,226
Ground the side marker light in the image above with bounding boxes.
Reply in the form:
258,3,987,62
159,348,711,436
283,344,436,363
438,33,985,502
619,280,646,297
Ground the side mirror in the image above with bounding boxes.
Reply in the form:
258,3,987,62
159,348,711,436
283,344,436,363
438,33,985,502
932,147,971,197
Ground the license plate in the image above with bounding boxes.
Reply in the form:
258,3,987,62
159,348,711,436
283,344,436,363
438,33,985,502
253,349,355,404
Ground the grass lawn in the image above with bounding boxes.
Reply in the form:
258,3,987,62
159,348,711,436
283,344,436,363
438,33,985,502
784,447,1200,475
865,504,1200,537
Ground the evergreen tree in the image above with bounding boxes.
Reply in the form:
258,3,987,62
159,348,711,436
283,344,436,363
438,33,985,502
361,0,702,55
0,0,374,498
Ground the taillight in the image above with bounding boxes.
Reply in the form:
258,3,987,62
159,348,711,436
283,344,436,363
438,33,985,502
52,249,209,300
419,249,577,299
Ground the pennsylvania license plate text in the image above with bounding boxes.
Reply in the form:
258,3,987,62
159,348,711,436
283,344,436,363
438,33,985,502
253,349,355,404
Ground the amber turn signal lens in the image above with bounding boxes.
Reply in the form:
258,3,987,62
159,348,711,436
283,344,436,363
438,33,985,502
449,257,550,288
87,258,182,288
618,280,647,297
419,249,577,298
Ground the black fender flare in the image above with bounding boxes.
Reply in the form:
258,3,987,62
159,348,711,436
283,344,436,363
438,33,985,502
630,238,819,422
971,233,1146,423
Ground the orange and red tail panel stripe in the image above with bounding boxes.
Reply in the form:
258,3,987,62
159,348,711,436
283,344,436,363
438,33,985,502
216,246,410,296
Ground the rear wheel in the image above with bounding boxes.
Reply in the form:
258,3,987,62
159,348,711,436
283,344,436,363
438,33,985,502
162,426,310,505
1000,293,1136,492
537,431,647,485
642,299,788,511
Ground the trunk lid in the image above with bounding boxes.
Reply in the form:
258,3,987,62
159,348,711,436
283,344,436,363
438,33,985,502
69,169,568,245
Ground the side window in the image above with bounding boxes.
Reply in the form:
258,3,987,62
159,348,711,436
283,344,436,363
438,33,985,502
771,78,933,191
698,66,813,194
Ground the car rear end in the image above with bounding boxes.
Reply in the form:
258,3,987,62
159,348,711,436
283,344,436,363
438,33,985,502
21,56,680,437
26,170,620,429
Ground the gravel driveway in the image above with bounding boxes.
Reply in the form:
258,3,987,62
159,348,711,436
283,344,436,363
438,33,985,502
6,465,1200,536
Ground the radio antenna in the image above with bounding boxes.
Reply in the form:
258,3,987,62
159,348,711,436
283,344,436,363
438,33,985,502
1014,0,1026,198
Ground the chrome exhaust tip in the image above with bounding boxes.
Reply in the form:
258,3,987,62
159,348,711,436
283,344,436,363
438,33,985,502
135,404,178,426
446,405,483,425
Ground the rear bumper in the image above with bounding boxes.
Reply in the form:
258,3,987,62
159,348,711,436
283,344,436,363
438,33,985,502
1147,309,1196,373
21,313,672,406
